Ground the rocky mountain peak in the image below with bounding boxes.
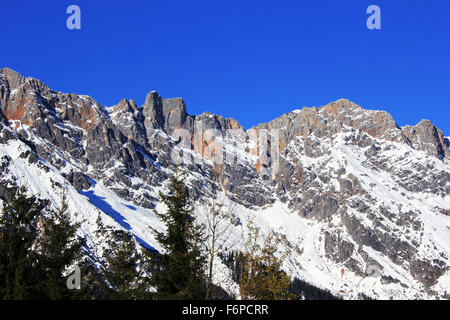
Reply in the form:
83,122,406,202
141,91,188,133
161,97,188,132
403,119,449,160
1,67,26,90
142,91,165,130
112,98,138,114
143,90,162,108
322,98,362,114
250,98,449,161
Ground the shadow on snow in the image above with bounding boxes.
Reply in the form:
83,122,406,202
79,190,132,230
79,179,157,252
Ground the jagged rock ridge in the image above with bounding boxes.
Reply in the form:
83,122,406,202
0,67,449,299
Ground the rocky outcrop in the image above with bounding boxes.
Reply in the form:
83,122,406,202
1,67,25,90
403,119,449,160
409,259,448,287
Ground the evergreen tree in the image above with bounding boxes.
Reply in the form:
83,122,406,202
0,185,93,300
103,232,147,299
39,191,85,299
150,171,206,299
0,186,47,299
71,258,107,300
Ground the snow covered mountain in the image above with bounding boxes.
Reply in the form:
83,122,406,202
0,67,449,299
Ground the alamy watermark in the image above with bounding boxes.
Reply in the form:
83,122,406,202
366,264,382,278
65,5,380,31
62,3,381,170
66,265,81,290
366,5,381,30
168,126,281,177
66,5,81,30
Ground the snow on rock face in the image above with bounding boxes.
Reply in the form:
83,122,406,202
0,68,450,300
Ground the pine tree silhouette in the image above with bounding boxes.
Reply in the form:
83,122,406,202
149,170,206,299
103,231,148,299
0,186,47,299
39,190,85,299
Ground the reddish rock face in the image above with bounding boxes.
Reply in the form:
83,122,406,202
4,96,27,123
0,68,105,133
76,101,98,130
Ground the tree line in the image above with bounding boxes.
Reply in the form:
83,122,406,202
0,172,304,300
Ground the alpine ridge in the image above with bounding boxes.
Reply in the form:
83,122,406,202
0,67,449,299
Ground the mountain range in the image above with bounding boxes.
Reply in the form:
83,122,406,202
0,67,449,299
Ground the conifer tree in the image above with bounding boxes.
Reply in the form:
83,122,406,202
39,190,85,299
150,171,206,299
0,186,92,300
103,232,147,299
0,186,47,299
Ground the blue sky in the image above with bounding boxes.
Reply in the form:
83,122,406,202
2,0,449,133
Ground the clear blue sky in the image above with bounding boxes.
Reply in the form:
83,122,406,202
2,0,449,134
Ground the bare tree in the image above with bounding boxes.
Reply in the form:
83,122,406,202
202,197,237,300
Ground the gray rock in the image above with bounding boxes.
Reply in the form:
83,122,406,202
1,67,25,90
409,258,447,287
